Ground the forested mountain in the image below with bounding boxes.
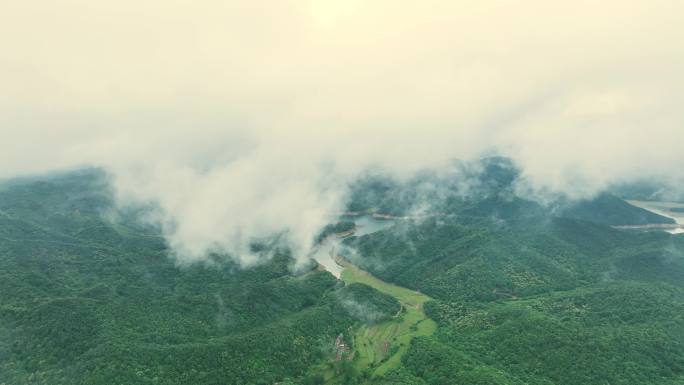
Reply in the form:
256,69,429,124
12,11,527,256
340,163,684,385
0,171,392,385
1,164,683,385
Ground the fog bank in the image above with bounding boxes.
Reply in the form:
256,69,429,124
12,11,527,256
2,0,683,264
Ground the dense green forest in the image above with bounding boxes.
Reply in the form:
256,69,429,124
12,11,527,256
1,164,684,384
0,170,392,385
341,163,684,385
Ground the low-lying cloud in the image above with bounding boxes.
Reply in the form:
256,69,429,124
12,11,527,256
1,0,683,265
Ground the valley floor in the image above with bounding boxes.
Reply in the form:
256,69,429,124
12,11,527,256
336,257,437,380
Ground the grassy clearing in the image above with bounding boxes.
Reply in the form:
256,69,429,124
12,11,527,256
338,259,437,378
339,260,430,307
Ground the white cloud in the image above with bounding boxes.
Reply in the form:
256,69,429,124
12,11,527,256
1,0,683,264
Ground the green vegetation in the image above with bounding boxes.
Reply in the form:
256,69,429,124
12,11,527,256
3,164,684,385
339,261,430,308
336,259,437,380
339,185,684,384
561,193,675,225
335,283,401,324
344,215,683,304
0,171,358,385
412,282,684,385
316,222,357,244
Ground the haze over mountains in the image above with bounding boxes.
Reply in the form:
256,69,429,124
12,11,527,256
2,1,684,384
1,161,683,384
3,0,684,268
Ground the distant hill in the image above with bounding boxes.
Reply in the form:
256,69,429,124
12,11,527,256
344,158,674,227
559,193,675,226
611,179,684,203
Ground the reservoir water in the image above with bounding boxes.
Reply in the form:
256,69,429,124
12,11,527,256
313,215,396,277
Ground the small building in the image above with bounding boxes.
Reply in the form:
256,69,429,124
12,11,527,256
334,333,349,361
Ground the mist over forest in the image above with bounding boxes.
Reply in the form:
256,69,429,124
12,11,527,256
2,1,684,384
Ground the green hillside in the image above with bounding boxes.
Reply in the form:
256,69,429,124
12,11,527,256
1,168,684,385
0,171,390,385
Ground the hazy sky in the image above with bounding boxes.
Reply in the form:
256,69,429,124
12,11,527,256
2,0,683,264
